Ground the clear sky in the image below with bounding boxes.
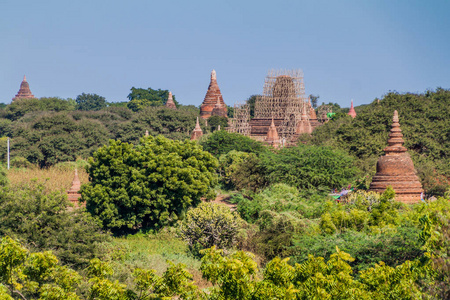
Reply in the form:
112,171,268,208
1,0,449,107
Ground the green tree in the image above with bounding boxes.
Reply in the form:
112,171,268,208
81,135,218,233
261,144,359,190
207,115,228,131
127,87,179,112
75,93,107,111
199,130,266,157
0,182,109,268
309,94,319,109
179,202,242,255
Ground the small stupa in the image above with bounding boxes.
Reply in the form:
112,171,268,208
296,104,312,134
165,91,177,109
200,70,227,119
13,75,36,101
348,100,357,118
369,110,423,203
211,97,228,118
67,169,83,207
190,117,203,140
265,117,280,148
308,98,321,128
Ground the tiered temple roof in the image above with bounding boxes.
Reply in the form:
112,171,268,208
369,111,423,203
348,100,357,118
13,75,36,101
165,91,177,109
200,70,227,119
190,117,203,140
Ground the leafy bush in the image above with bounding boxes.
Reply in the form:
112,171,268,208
0,182,109,268
179,202,242,255
76,93,107,111
260,144,359,190
199,130,266,157
81,135,218,233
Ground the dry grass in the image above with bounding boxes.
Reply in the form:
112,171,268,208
7,167,89,193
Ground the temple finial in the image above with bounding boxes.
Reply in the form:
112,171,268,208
393,110,399,123
23,75,27,82
211,69,216,80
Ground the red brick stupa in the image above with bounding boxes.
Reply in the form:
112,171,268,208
67,169,83,208
165,91,177,109
369,110,423,204
13,75,36,101
211,97,228,118
348,100,357,118
265,117,280,148
200,70,227,119
190,117,203,140
296,104,312,134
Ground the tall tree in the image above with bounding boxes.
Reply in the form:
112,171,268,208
75,93,107,111
127,87,179,112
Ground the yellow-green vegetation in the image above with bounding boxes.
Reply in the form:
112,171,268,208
6,163,89,193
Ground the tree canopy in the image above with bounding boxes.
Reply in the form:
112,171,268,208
75,93,107,111
81,135,218,233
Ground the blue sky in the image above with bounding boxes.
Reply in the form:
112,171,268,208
1,0,449,107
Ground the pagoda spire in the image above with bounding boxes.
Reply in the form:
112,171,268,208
265,117,280,147
369,110,423,203
200,69,227,119
67,169,83,208
165,91,177,109
348,99,357,118
13,75,36,101
190,117,203,140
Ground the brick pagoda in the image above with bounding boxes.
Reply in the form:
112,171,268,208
67,169,83,208
265,118,280,147
190,117,203,140
369,110,423,203
165,91,177,109
348,100,357,118
200,70,227,119
13,75,36,101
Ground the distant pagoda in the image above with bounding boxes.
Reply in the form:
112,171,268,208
13,75,36,101
200,70,227,119
67,169,83,208
348,100,357,118
165,91,177,109
369,110,423,203
190,117,203,140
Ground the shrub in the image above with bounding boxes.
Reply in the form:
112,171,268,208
261,144,359,190
81,135,218,233
179,202,242,256
199,130,266,157
0,182,109,268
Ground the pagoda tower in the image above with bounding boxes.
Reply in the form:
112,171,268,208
67,169,83,208
308,98,321,128
190,117,203,140
200,70,227,119
348,100,357,118
265,117,280,148
369,110,423,203
165,91,177,109
296,104,312,134
12,75,36,101
211,97,228,118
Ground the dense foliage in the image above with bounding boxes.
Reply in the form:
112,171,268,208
199,130,266,157
179,202,242,255
81,135,218,233
0,237,437,300
75,93,107,111
127,87,179,111
0,99,202,167
0,182,109,268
